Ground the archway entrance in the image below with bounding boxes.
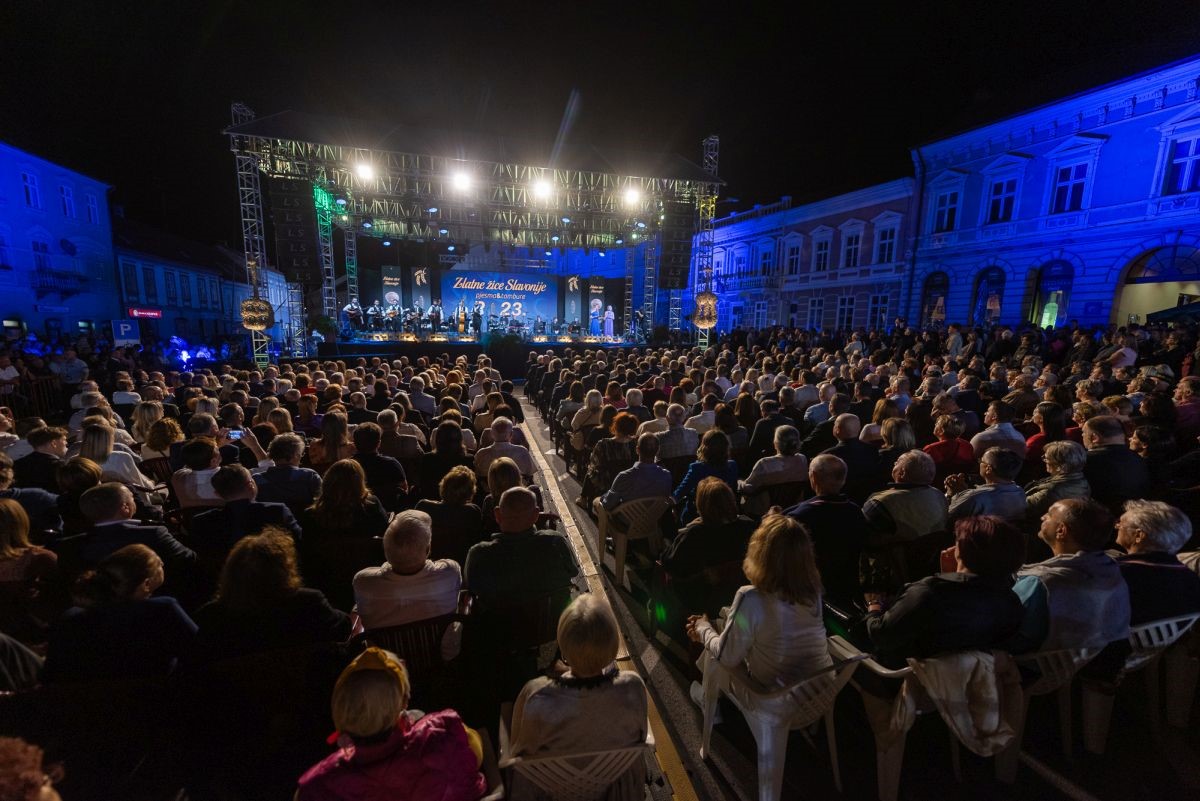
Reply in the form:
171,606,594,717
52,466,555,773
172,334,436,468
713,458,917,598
971,267,1006,325
1031,261,1074,328
920,271,949,326
1114,245,1200,324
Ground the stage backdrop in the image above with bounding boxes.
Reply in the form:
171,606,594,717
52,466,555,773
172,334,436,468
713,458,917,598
440,270,558,324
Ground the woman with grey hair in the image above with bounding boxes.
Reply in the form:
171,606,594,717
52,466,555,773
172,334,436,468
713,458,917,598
739,425,808,514
1024,439,1091,523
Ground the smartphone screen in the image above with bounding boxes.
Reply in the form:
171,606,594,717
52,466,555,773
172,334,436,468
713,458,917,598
227,429,244,441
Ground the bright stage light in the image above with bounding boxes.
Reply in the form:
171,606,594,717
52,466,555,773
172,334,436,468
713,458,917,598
382,240,392,246
355,163,375,181
615,236,624,245
362,221,372,229
447,245,456,252
335,197,347,206
598,250,606,257
636,221,646,229
544,250,552,256
533,180,552,199
551,234,560,242
561,216,571,224
427,206,438,214
439,228,449,235
340,215,349,221
631,232,639,239
623,187,640,206
452,172,471,191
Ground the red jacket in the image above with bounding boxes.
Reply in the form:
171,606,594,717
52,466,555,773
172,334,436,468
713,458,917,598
297,710,485,801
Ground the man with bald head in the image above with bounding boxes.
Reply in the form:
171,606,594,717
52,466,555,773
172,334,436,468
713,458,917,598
823,413,881,503
784,454,869,605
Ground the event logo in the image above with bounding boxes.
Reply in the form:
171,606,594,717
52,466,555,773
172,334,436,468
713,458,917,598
451,276,549,294
414,268,428,287
567,275,580,292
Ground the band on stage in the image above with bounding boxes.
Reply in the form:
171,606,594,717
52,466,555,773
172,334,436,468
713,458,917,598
340,297,652,343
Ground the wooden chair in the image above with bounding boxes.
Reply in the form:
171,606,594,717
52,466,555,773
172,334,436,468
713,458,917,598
499,703,654,801
595,496,671,585
699,643,867,801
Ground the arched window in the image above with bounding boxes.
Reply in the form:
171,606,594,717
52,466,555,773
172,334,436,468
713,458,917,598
971,267,1006,325
921,271,949,326
1125,245,1200,282
1033,260,1074,328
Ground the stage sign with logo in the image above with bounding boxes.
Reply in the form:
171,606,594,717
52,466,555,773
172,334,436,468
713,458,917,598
440,271,558,325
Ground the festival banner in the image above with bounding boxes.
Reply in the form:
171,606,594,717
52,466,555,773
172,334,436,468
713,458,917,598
380,265,405,309
440,270,558,327
562,275,583,329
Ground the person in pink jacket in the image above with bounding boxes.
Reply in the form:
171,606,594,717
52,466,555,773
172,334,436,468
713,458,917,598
296,646,486,801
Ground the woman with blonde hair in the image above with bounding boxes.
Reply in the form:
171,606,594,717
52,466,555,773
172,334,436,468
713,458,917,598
860,398,900,445
79,423,156,494
130,401,164,444
296,647,485,801
267,407,294,435
687,514,831,708
141,417,184,461
0,498,61,643
253,396,280,427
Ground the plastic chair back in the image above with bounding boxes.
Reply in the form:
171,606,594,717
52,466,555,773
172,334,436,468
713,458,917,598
1125,613,1200,672
358,613,459,681
1013,647,1097,696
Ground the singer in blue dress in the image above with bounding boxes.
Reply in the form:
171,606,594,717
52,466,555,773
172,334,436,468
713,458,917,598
603,306,615,338
589,305,602,335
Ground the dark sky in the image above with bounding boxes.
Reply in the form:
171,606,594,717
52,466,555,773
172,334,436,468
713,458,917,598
3,0,1199,248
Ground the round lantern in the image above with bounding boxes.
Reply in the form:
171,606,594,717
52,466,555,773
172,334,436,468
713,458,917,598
240,296,275,331
694,290,718,330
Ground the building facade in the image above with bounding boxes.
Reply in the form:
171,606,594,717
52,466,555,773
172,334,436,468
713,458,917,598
696,179,914,332
0,140,120,340
908,55,1200,329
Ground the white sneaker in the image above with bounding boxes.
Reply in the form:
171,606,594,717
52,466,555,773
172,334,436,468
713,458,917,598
690,680,721,723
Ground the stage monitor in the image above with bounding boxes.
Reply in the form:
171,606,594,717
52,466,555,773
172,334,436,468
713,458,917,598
440,270,558,325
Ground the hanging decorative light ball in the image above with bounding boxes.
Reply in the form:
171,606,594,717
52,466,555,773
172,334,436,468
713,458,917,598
240,296,274,331
694,290,718,330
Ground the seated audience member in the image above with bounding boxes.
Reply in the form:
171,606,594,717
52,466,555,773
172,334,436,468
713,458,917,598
687,515,832,711
378,409,423,460
0,451,61,536
1007,499,1131,653
673,429,739,524
970,401,1027,459
353,510,463,631
415,466,486,566
43,544,196,683
295,647,485,801
596,433,673,514
637,400,670,435
464,487,579,611
801,394,850,459
944,446,1026,524
923,414,975,489
624,388,653,423
439,408,477,452
474,417,534,479
352,422,408,512
55,456,102,536
13,426,68,493
824,413,883,504
294,394,324,436
141,417,185,461
856,516,1025,669
79,422,156,495
740,425,807,515
76,482,196,597
508,595,648,799
1023,440,1091,525
859,399,900,446
655,403,702,461
1024,401,1069,477
1082,414,1152,514
1129,424,1174,492
660,478,757,617
0,499,62,643
172,438,225,509
193,528,351,663
253,432,323,516
873,418,917,490
190,465,302,579
861,450,949,590
784,454,869,607
420,421,475,500
1113,499,1200,624
299,459,390,544
581,411,639,507
308,411,356,470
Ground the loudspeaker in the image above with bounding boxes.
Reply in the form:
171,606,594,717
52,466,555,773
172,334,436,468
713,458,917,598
268,177,322,284
658,198,693,290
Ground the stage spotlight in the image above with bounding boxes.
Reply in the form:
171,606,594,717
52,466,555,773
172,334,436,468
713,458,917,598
533,179,552,199
636,221,647,229
551,234,560,242
355,163,375,181
561,216,571,224
340,215,349,222
598,249,606,257
623,187,640,206
382,240,392,246
615,236,625,245
335,197,347,206
362,221,373,229
452,172,471,191
447,245,456,252
631,232,639,240
544,250,552,256
427,206,438,214
439,228,449,235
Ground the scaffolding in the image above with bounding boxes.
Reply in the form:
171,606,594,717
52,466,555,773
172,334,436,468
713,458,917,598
695,135,720,350
642,235,657,323
313,185,337,321
623,249,634,339
286,282,307,357
343,228,359,305
228,103,271,369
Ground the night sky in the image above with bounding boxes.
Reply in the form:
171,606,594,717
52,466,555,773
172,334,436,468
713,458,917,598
4,0,1199,249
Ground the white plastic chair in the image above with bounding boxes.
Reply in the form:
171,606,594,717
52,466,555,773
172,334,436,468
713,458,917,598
498,708,655,801
595,496,670,585
1080,613,1200,754
1165,623,1200,728
698,643,867,801
994,646,1097,782
478,729,506,800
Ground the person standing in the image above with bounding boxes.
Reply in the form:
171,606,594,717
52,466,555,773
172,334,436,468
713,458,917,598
603,305,615,339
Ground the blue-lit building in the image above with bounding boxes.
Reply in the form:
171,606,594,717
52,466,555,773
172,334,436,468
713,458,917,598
908,55,1200,329
691,180,915,332
0,140,120,340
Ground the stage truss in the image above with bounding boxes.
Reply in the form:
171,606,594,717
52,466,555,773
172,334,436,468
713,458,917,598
229,103,272,368
696,135,720,349
227,104,722,341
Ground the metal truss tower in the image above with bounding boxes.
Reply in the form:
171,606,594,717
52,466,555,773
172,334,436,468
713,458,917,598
695,135,720,350
286,282,307,358
642,235,657,323
313,186,337,322
229,103,271,369
623,249,634,339
343,228,359,305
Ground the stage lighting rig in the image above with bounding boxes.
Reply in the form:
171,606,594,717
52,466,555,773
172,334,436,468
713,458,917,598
355,163,375,181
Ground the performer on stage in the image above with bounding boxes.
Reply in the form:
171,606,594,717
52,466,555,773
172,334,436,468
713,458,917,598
589,299,602,336
454,299,467,334
428,299,443,333
366,299,384,330
471,302,484,335
534,315,546,335
386,302,403,332
603,305,615,339
342,298,364,332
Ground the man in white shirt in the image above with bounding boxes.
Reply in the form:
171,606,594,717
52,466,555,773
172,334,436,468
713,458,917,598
474,417,535,478
969,400,1028,459
353,509,462,635
637,401,670,435
685,393,719,435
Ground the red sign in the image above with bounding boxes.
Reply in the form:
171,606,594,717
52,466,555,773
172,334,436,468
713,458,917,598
127,307,162,319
